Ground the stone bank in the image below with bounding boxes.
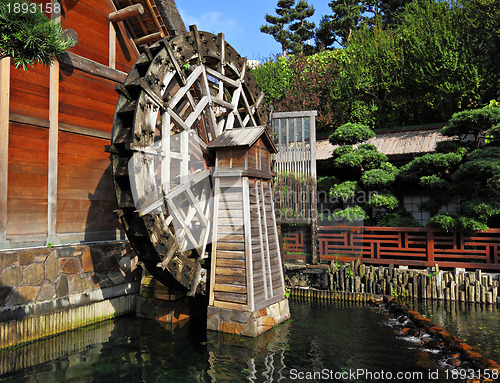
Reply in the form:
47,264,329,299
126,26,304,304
0,241,141,349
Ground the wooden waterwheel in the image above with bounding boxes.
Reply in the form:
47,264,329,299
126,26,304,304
107,26,267,296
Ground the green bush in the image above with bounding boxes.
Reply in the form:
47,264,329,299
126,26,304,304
429,213,456,231
360,168,396,189
329,123,375,146
367,193,399,210
376,212,421,228
419,175,448,189
442,106,500,146
330,181,357,200
333,206,368,222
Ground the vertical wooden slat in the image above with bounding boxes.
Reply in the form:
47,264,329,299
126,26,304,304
47,2,60,241
268,182,286,295
427,230,435,265
209,178,220,306
242,177,254,311
161,112,171,194
109,22,116,69
0,57,9,244
310,114,318,263
260,182,273,298
255,179,268,301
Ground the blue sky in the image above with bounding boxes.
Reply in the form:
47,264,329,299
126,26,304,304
177,1,332,61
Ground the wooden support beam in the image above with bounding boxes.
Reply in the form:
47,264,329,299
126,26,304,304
109,21,116,69
134,32,163,46
58,52,127,83
47,1,60,243
0,58,10,242
108,4,144,23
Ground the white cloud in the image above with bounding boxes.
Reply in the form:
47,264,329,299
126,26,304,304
178,8,241,35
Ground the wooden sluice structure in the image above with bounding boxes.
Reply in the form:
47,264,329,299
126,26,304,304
207,127,289,336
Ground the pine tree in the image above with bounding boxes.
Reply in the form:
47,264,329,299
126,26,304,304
0,0,73,70
316,0,364,49
261,0,315,56
288,0,316,54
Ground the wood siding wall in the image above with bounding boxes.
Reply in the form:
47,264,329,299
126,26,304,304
210,176,285,312
1,0,139,246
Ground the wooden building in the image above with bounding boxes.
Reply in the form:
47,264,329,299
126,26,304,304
208,127,288,327
0,0,184,248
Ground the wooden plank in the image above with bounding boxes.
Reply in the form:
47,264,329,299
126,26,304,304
216,250,245,260
215,274,246,286
216,258,245,268
213,283,246,294
213,300,247,311
253,179,268,300
209,178,220,306
260,181,274,298
215,267,246,277
218,210,244,218
217,234,244,242
214,291,247,304
217,242,245,251
59,52,127,83
109,19,116,70
47,58,59,239
0,58,10,240
242,177,254,311
10,60,49,121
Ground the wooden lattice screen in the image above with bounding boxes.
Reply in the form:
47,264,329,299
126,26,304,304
271,111,318,261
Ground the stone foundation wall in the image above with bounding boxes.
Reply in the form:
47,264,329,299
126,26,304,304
286,261,500,305
0,241,141,348
207,299,291,337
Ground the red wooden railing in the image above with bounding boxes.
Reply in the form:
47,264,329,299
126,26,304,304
282,231,308,261
283,226,500,270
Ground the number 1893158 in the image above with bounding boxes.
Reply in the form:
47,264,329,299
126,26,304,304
6,1,61,15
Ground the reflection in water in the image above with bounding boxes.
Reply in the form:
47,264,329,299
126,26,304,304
0,301,460,382
409,299,500,362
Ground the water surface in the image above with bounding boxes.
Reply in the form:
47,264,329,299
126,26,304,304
0,301,457,382
410,299,500,363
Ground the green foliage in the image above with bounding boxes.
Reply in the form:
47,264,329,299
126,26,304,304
429,213,488,232
356,147,387,170
0,0,73,70
367,192,399,210
486,124,500,143
333,206,368,222
376,212,421,227
435,141,468,156
360,168,395,189
329,123,375,145
318,176,338,192
419,175,448,189
460,200,500,222
429,213,456,231
400,152,463,177
251,56,291,105
330,181,357,200
261,0,315,56
316,0,364,48
442,106,500,148
274,51,342,129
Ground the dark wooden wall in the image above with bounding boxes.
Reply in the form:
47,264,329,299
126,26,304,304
0,0,140,246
